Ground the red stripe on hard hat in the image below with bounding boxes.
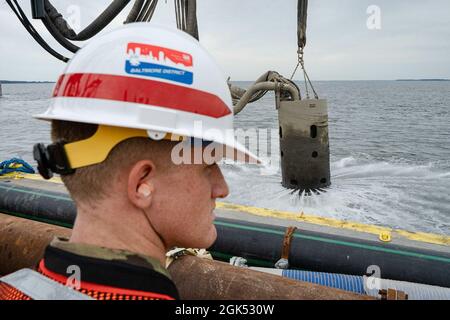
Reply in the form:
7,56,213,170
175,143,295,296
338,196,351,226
52,73,231,118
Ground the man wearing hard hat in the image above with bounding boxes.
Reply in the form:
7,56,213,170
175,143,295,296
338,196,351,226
0,23,258,300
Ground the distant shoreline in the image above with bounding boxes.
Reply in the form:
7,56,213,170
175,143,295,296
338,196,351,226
0,80,55,84
396,79,450,82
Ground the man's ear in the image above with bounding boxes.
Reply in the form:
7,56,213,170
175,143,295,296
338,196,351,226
127,160,156,209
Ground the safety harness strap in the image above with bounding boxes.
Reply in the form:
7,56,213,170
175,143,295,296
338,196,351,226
0,268,93,300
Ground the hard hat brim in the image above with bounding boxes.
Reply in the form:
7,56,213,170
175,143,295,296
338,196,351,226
36,116,261,167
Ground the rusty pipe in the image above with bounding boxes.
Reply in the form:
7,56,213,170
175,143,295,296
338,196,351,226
0,213,71,276
0,213,372,299
168,255,373,300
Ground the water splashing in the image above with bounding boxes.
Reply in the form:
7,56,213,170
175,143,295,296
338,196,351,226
222,156,450,235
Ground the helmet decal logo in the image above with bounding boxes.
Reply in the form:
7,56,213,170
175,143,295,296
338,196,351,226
125,42,193,85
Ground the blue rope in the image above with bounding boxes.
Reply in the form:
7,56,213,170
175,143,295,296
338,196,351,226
0,158,35,175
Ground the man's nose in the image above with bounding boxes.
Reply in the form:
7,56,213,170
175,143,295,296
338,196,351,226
211,165,229,199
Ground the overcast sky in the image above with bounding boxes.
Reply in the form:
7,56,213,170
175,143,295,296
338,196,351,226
1,0,449,81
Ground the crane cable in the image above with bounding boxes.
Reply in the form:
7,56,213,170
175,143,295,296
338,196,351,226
135,0,159,22
125,0,145,23
290,0,318,99
175,0,199,40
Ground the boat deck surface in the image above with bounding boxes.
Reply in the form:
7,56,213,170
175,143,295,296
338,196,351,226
0,173,448,254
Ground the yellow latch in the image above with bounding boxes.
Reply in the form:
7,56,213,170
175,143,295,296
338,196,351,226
379,231,392,242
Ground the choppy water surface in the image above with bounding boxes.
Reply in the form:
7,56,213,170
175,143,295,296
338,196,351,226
1,81,449,235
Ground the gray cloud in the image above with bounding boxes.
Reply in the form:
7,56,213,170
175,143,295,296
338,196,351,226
1,0,449,81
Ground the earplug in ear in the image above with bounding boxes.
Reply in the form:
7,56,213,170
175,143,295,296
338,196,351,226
138,184,152,197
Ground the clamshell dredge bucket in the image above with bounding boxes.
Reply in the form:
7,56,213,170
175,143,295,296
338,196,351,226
278,99,331,190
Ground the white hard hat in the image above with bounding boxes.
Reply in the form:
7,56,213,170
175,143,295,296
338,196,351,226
35,23,259,169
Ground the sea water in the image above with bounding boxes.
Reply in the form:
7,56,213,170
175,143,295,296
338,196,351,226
0,81,449,235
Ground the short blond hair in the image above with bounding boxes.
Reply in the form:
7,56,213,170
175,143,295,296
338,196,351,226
51,120,174,204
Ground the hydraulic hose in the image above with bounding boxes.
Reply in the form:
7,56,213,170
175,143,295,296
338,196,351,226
233,81,300,115
6,0,69,62
297,0,308,49
42,14,79,53
44,0,131,41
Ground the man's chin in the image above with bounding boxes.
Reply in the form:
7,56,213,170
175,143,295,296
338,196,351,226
198,226,217,249
192,226,217,249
